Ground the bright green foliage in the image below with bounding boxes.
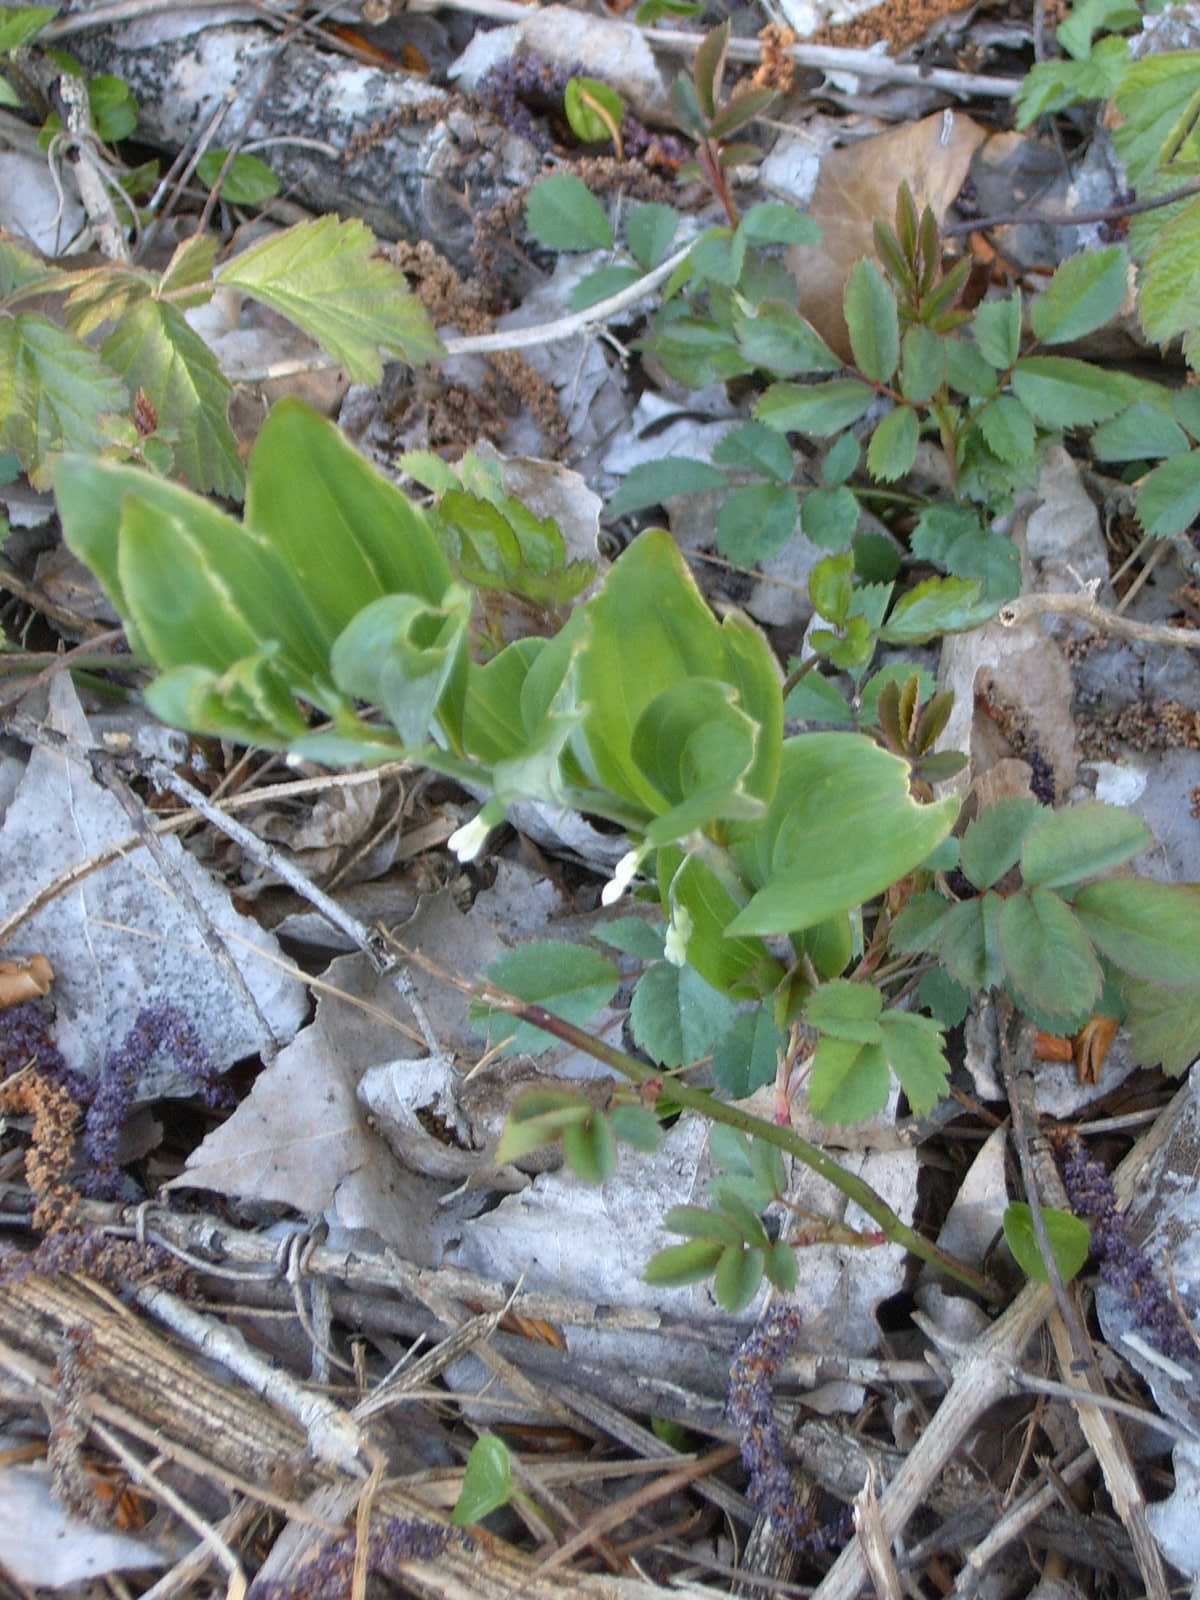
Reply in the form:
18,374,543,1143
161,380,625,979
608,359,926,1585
196,150,280,205
526,173,614,252
1003,1203,1091,1285
452,1435,514,1526
805,978,949,1122
564,76,624,146
712,1009,786,1098
630,961,738,1068
472,944,620,1055
218,217,443,383
645,1131,793,1311
0,217,441,490
891,801,1200,1069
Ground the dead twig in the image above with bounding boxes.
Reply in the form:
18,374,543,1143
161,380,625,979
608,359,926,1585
999,585,1200,648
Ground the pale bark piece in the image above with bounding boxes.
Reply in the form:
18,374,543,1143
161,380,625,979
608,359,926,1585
0,1464,170,1586
0,675,306,1096
62,22,538,263
787,111,988,361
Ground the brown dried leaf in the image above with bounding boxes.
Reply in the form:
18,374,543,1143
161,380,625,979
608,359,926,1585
0,954,53,1011
787,111,988,362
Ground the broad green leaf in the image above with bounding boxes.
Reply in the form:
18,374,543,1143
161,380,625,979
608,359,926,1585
1021,801,1151,888
1003,1203,1091,1285
713,1244,764,1312
662,1204,747,1246
475,943,620,1054
727,735,958,936
765,1240,798,1293
157,233,219,307
568,265,642,311
809,551,853,624
693,20,728,119
844,259,899,383
1091,402,1190,462
1057,0,1139,60
1074,879,1200,987
1016,42,1129,127
910,503,982,566
1139,194,1200,350
899,325,945,404
53,450,327,679
0,313,127,485
785,668,853,724
1011,357,1125,427
917,967,971,1028
756,379,875,436
0,236,58,298
977,395,1036,465
594,917,665,960
1113,52,1200,186
867,404,918,483
646,316,751,387
805,978,882,1043
1123,979,1200,1075
879,1011,949,1114
643,1237,725,1287
891,892,988,990
608,1104,662,1151
101,298,242,497
960,797,1041,890
713,420,794,483
196,150,280,205
606,457,725,518
493,1090,589,1165
526,173,613,251
661,850,786,1000
716,482,798,567
145,656,310,749
572,530,748,816
632,678,765,845
630,961,738,1068
1136,449,1200,539
972,294,1021,369
737,202,821,246
1030,246,1128,344
563,1112,617,1184
0,6,57,53
452,1435,513,1525
880,576,993,642
690,226,745,288
626,202,679,270
564,76,624,144
822,432,860,486
88,74,137,142
245,398,454,648
218,216,444,383
801,486,859,550
58,266,151,339
712,1009,785,1098
115,498,259,675
329,587,470,747
998,887,1102,1030
809,1036,890,1124
946,337,999,398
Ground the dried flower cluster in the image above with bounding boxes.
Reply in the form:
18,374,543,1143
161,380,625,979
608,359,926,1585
727,1303,846,1552
249,1516,455,1599
0,1070,81,1230
1055,1131,1197,1366
83,1003,225,1199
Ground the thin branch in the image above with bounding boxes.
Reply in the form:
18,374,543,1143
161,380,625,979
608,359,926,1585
405,0,1020,97
943,176,1200,236
385,932,996,1297
999,585,1200,648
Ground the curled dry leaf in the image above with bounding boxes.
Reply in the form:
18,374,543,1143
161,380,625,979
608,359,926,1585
0,954,53,1010
787,111,988,362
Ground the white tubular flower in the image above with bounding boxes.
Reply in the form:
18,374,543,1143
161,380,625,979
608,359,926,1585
601,848,642,907
448,814,491,863
664,904,693,967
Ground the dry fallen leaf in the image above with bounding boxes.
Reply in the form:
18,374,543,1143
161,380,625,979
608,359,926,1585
787,111,988,361
0,954,53,1011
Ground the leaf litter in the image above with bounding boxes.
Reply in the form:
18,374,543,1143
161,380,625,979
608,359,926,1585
2,0,1200,1593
